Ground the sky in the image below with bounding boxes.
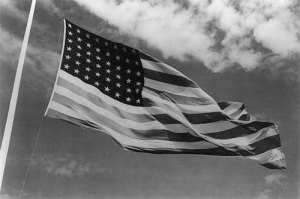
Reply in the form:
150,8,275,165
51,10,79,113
0,0,299,198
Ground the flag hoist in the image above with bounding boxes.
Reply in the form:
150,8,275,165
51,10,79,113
0,0,37,190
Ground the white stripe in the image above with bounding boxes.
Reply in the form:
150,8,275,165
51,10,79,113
145,77,215,101
143,87,221,113
247,147,285,165
54,85,187,133
48,102,219,150
223,102,243,115
233,109,247,119
212,125,278,147
234,110,251,121
45,20,66,116
141,59,187,77
141,59,215,102
192,120,238,134
48,101,86,121
142,91,241,134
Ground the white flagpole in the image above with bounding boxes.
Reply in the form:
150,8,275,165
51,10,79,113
0,0,37,190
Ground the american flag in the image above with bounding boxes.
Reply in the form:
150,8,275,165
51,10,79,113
45,19,286,169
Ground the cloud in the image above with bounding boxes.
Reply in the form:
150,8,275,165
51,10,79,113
254,189,271,199
38,0,61,15
263,55,300,84
32,154,106,177
254,173,287,199
0,27,22,65
1,0,299,84
0,26,59,90
0,0,60,15
265,173,286,185
0,0,27,19
71,0,300,74
0,194,17,199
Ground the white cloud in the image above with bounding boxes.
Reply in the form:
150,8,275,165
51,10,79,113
227,43,263,70
0,27,22,65
254,18,300,56
39,0,61,15
0,0,13,8
254,189,271,199
254,173,287,199
71,0,300,73
0,194,17,199
32,154,106,177
265,173,286,185
0,27,59,90
0,0,29,20
0,0,61,82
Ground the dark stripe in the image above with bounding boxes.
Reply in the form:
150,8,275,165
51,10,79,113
144,68,197,88
125,146,238,156
245,134,281,155
207,121,274,139
124,135,282,157
262,162,286,169
218,102,232,110
235,135,281,156
152,114,182,124
144,95,227,124
139,52,160,63
133,129,205,142
230,104,245,118
239,114,251,121
144,86,214,105
47,109,98,130
183,112,229,124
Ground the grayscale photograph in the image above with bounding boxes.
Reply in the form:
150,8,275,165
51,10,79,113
0,0,299,198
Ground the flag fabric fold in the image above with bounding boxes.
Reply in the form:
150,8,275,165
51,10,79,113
45,19,286,169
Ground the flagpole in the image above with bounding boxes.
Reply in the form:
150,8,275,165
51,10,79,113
0,0,37,190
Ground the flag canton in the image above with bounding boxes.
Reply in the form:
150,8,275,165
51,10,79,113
61,20,144,106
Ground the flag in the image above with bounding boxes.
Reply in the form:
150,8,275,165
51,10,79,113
45,19,286,169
